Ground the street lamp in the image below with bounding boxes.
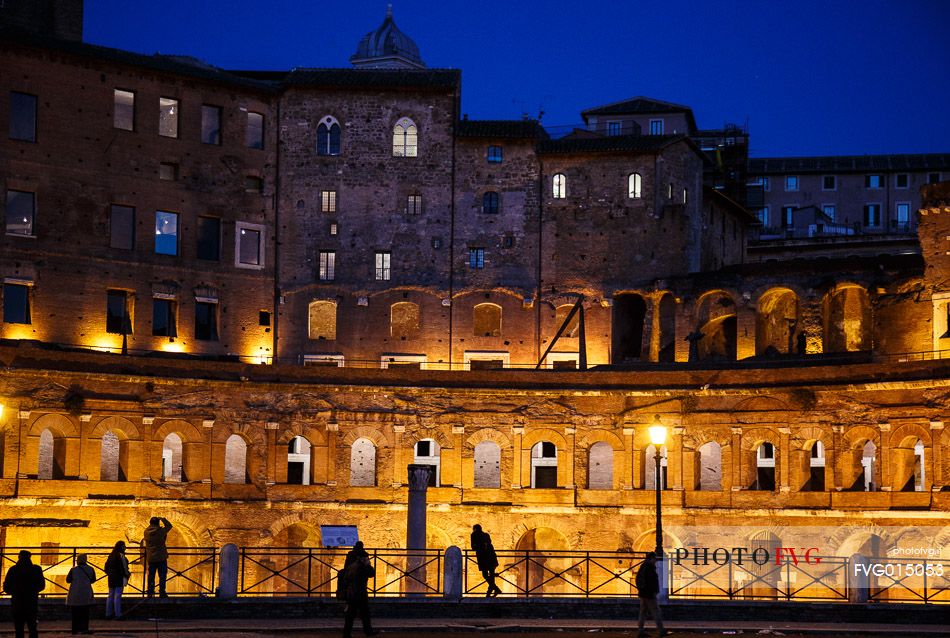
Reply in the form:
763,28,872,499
648,418,667,557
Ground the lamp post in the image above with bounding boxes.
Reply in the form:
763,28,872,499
648,419,668,557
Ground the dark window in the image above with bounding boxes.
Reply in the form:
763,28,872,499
159,97,179,138
2,283,31,324
152,298,177,337
159,162,178,181
196,216,221,261
487,145,503,163
316,119,341,156
5,190,35,236
113,89,134,131
822,175,836,190
244,176,263,193
109,204,135,250
930,173,942,184
469,247,485,269
606,122,621,136
259,311,271,326
534,466,557,488
195,301,219,341
502,235,514,248
246,112,264,149
9,92,37,142
416,440,431,456
201,105,221,144
482,191,499,214
541,442,556,457
154,211,178,255
106,290,132,335
865,174,882,188
896,174,909,189
864,204,881,227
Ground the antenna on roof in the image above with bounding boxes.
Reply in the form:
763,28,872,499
387,4,393,17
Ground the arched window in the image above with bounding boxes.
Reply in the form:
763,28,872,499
100,430,126,482
552,173,566,199
391,302,420,340
473,303,502,337
308,300,337,340
752,442,776,491
644,444,667,489
554,304,580,337
392,117,417,157
473,441,501,488
482,191,499,214
224,434,248,484
587,441,613,490
530,441,557,488
801,440,825,491
161,433,183,482
628,173,642,198
698,441,722,491
37,428,66,480
287,436,311,485
350,438,377,487
316,116,341,156
414,439,440,486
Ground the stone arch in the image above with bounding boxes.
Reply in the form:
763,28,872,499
404,428,453,450
791,425,832,492
266,519,326,595
612,293,647,362
99,430,126,482
694,290,737,361
308,300,337,340
740,428,782,490
29,413,77,479
586,441,614,490
473,440,501,488
755,287,802,356
822,284,872,353
513,526,572,595
390,301,420,340
341,425,390,448
153,419,202,443
277,424,328,448
473,302,502,337
888,423,932,492
657,292,677,362
89,415,140,440
465,427,512,450
28,412,79,438
554,303,580,338
577,429,624,451
697,441,723,490
521,428,568,450
840,425,881,491
349,437,377,487
223,434,248,484
835,527,892,559
631,527,684,553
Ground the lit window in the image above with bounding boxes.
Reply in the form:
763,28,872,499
5,190,34,236
152,297,177,337
244,176,263,193
469,247,485,269
375,251,391,281
865,174,882,189
159,97,179,138
607,121,621,136
822,175,836,190
482,191,499,214
154,211,179,256
392,117,418,157
197,216,220,261
668,182,674,199
756,206,769,226
246,112,264,149
822,205,836,221
317,116,341,156
2,282,31,324
649,119,664,135
106,290,133,335
785,175,799,191
159,162,178,181
782,206,795,227
552,173,566,199
236,224,263,267
628,173,642,198
321,190,337,213
329,222,338,236
487,145,503,163
319,250,335,281
9,92,37,142
896,202,911,224
682,188,688,204
762,176,770,191
195,300,219,341
201,105,221,145
110,204,135,250
114,89,134,131
407,194,423,215
863,204,881,227
896,174,909,189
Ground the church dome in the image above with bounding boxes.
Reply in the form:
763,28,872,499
350,6,426,69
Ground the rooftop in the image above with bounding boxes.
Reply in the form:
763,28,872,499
581,96,698,132
749,153,950,174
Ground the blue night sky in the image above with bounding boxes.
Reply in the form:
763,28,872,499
83,0,949,158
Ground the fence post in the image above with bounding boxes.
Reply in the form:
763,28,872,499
216,544,239,599
444,546,462,601
848,553,869,603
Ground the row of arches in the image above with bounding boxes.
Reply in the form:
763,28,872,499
312,115,418,158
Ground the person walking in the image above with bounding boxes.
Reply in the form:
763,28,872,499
341,541,377,638
3,549,46,638
143,516,173,597
66,554,97,635
635,552,668,638
470,524,501,597
104,541,130,619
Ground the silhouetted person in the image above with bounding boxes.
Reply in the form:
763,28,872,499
3,549,45,638
796,331,807,355
105,540,131,619
470,524,501,597
66,554,97,635
635,552,666,637
342,541,377,638
144,516,173,597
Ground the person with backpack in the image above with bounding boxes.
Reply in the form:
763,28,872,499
340,541,378,638
470,524,501,597
66,554,97,635
635,552,668,637
2,549,46,638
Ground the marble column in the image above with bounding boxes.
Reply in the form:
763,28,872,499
406,463,433,595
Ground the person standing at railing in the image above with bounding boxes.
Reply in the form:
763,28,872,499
143,516,173,597
341,541,378,638
105,541,131,619
634,552,667,638
470,524,501,597
66,554,97,635
3,549,46,638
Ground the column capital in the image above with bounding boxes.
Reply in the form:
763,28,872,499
731,426,743,435
408,464,433,491
622,427,635,437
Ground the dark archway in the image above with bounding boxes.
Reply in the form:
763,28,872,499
612,294,646,362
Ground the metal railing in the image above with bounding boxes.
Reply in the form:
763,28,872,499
0,546,216,598
238,547,442,597
864,557,950,604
